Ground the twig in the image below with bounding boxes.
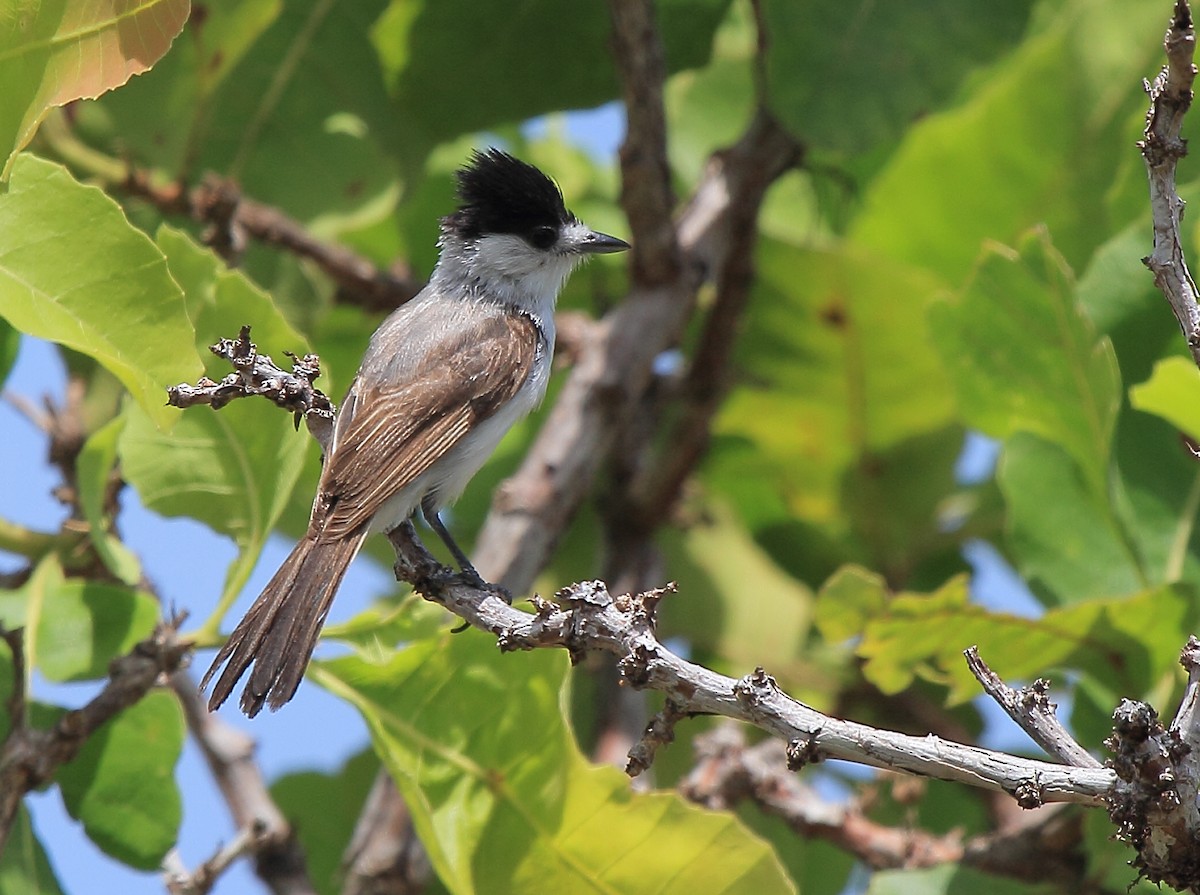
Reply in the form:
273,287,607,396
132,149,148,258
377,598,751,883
964,646,1100,768
0,617,190,855
167,326,335,452
164,822,262,895
1141,0,1200,368
171,672,317,895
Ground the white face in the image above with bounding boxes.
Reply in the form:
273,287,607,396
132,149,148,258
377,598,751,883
473,221,591,301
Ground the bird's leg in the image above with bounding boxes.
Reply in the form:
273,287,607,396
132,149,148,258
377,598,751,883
420,496,512,604
387,519,446,585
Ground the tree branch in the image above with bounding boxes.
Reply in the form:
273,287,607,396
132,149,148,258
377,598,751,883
0,618,190,855
167,326,336,452
964,646,1100,769
171,672,318,895
1141,0,1200,368
679,725,1087,886
607,0,680,286
387,539,1117,807
122,172,420,314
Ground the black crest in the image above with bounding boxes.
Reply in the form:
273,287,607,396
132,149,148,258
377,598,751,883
444,149,573,240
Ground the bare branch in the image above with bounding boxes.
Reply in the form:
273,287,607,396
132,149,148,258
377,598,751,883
0,618,190,854
607,0,680,286
340,771,432,895
964,646,1100,768
167,326,335,452
171,673,317,895
164,822,261,895
388,538,1116,808
1141,0,1200,367
681,725,1087,887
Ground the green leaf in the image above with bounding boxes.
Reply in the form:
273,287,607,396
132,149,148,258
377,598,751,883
92,0,402,236
710,240,955,574
855,576,1193,704
373,0,731,158
56,691,184,869
0,0,189,179
0,557,159,683
0,317,18,389
1000,434,1145,604
850,1,1164,280
814,565,887,643
0,155,201,427
271,750,380,895
762,0,1035,154
660,501,814,684
0,804,65,895
314,623,793,895
1130,357,1200,441
117,227,312,626
76,415,141,584
930,230,1120,496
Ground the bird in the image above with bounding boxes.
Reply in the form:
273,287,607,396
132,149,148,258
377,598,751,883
202,149,630,716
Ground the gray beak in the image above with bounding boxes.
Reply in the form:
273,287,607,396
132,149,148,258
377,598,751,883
578,230,631,255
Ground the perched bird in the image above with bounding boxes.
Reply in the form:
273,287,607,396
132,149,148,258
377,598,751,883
203,149,629,716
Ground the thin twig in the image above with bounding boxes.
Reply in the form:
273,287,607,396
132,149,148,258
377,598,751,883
1141,0,1200,367
167,326,335,452
964,646,1100,768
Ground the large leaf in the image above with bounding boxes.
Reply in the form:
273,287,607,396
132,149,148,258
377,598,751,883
709,240,956,579
762,0,1035,154
930,230,1120,497
659,501,817,692
373,0,731,159
314,620,793,895
999,434,1145,605
0,557,159,683
1130,357,1200,445
0,0,188,178
849,0,1163,280
0,155,201,427
117,227,312,628
56,691,184,869
0,805,65,895
91,0,401,236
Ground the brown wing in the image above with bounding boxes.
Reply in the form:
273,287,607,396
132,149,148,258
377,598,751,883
312,311,538,538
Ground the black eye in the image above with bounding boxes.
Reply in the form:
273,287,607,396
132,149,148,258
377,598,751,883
528,226,557,249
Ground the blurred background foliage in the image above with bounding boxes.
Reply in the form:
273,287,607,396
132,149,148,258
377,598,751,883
1,0,1198,892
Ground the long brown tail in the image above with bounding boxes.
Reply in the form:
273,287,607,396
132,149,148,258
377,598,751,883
202,528,369,717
